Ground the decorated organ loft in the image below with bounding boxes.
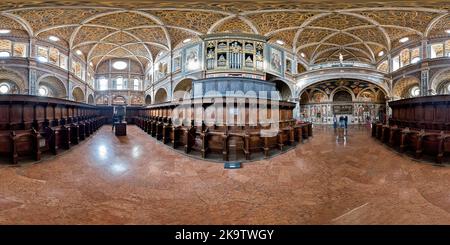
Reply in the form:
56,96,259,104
0,4,449,164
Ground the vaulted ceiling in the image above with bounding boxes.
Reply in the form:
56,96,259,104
0,0,449,69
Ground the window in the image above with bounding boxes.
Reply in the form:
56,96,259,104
0,51,10,57
38,86,48,96
81,67,85,81
0,83,10,94
410,86,420,97
430,43,444,58
112,61,127,70
37,46,48,62
0,40,11,58
392,55,400,71
13,43,26,57
448,84,450,93
133,79,140,90
399,49,410,67
116,77,123,90
410,47,420,64
59,54,68,70
99,78,108,90
0,40,26,58
72,61,82,78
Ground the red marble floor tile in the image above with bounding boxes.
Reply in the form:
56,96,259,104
0,125,449,224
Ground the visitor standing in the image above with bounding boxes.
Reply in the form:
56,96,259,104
344,115,348,129
333,115,337,129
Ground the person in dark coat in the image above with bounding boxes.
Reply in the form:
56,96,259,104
344,115,348,129
112,111,119,131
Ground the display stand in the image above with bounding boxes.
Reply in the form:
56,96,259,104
113,105,127,136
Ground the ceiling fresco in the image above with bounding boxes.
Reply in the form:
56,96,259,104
0,0,448,68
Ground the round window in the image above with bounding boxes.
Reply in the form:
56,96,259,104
112,61,127,70
410,86,420,97
0,83,10,94
38,86,48,96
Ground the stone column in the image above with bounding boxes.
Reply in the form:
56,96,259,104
28,68,37,95
420,62,430,96
67,79,73,101
293,99,300,120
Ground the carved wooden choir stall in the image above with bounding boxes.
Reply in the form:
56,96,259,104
0,95,106,164
372,95,450,163
135,98,312,162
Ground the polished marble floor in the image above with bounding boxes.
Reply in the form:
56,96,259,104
0,125,449,224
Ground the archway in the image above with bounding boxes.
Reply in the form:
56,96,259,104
88,94,94,104
0,69,26,94
155,88,168,104
299,79,387,124
145,94,152,105
37,76,67,98
436,80,450,94
332,90,352,102
96,95,109,105
173,78,193,101
393,76,420,99
430,68,450,94
112,95,127,105
72,87,85,102
300,92,309,104
274,80,292,101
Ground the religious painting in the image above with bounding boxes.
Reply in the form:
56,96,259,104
358,90,375,102
286,59,292,73
13,43,27,58
270,47,282,74
312,91,326,103
173,56,181,72
185,44,200,72
96,95,108,105
131,95,143,105
156,61,168,80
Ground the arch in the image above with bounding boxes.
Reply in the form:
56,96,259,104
37,75,67,98
96,95,109,105
72,87,85,102
0,68,27,93
112,95,127,105
436,80,450,95
145,94,152,105
88,94,94,104
332,90,353,102
392,76,420,99
330,86,356,101
309,89,328,103
172,78,193,101
274,80,293,101
299,91,310,105
430,67,450,93
356,87,376,102
155,88,168,104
